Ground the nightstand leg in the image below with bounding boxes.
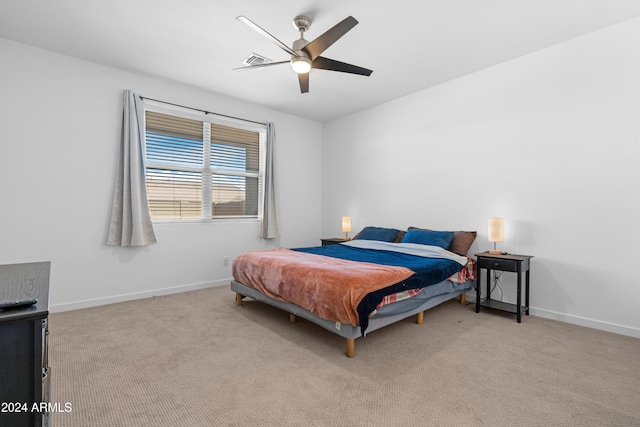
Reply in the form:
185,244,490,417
516,271,522,323
486,269,492,300
525,269,530,315
475,270,481,313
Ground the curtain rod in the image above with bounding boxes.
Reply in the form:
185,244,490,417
140,96,267,126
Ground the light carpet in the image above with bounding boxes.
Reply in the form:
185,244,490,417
49,286,640,426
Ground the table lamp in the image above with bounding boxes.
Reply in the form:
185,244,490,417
488,218,504,254
342,216,352,239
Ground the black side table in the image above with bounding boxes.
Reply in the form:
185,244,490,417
475,253,533,323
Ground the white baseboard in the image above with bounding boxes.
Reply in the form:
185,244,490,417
50,279,231,313
464,290,639,339
530,307,640,339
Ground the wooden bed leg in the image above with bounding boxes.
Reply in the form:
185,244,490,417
346,339,355,358
416,311,424,325
459,293,466,304
235,293,243,306
289,314,297,323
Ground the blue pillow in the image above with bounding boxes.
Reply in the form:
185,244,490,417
401,229,454,249
354,226,401,242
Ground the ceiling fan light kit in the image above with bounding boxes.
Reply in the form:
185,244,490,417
291,56,312,74
235,14,372,93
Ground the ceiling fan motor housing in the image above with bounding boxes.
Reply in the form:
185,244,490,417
291,23,311,73
292,37,309,52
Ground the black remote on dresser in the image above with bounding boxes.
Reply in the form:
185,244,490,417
0,298,38,310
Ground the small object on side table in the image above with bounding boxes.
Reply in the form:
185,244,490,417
321,237,351,246
475,252,533,323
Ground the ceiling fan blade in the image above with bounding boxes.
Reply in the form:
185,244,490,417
233,61,290,71
312,56,372,76
237,16,298,57
303,16,358,60
298,73,309,93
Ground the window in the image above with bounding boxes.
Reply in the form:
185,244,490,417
144,107,265,221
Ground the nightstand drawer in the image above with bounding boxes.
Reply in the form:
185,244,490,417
321,238,350,246
477,257,518,272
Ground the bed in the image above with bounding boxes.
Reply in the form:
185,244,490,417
231,226,477,357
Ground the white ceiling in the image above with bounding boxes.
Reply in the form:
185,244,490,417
2,0,640,122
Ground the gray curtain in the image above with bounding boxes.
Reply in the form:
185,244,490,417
261,122,280,239
106,90,157,246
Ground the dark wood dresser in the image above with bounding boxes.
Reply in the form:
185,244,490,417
0,262,51,427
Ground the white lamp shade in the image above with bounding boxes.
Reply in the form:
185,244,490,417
341,216,352,233
488,218,504,242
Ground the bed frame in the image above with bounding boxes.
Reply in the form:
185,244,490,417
231,280,469,358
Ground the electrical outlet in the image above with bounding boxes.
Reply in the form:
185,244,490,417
223,256,229,267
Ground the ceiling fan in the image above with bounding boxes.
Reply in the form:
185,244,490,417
234,15,373,93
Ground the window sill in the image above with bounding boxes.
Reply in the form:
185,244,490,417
152,218,261,225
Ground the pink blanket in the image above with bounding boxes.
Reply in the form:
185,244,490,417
232,248,414,326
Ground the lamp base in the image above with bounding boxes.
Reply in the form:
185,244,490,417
487,250,503,254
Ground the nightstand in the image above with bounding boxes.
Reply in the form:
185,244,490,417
475,252,533,323
321,238,351,246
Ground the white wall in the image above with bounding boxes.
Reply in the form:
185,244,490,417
0,38,323,311
3,16,639,338
322,18,640,337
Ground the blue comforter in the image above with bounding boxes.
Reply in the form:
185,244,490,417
293,241,465,334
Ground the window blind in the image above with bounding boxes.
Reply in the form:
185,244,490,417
144,110,263,221
211,124,260,217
